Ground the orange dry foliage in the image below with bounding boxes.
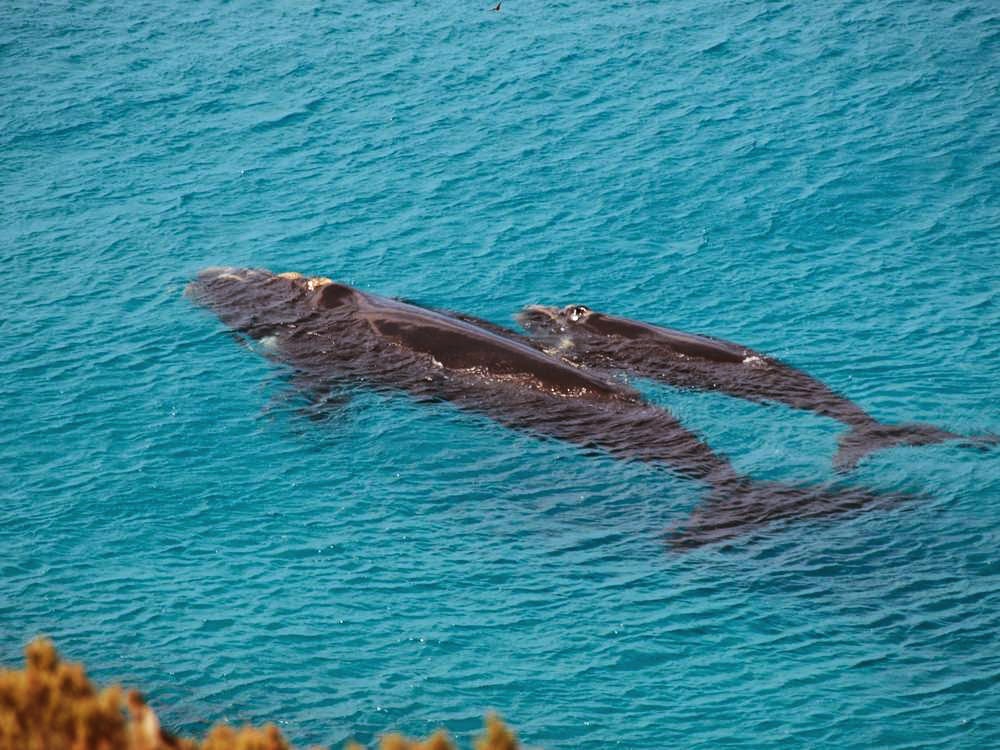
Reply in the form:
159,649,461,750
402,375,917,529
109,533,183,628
0,640,521,750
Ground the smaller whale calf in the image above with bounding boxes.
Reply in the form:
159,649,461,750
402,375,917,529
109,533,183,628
518,304,997,470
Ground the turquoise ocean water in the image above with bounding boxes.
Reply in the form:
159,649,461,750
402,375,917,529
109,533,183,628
2,1,999,747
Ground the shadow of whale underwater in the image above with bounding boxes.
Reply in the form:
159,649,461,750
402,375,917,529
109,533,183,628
518,304,998,471
187,268,912,550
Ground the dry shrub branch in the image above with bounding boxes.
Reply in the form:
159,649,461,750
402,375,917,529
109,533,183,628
0,640,520,750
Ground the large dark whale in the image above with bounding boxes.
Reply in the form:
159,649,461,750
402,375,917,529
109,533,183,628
517,304,996,470
187,268,907,549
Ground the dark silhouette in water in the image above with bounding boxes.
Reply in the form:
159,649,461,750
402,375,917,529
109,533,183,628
517,304,997,470
188,269,909,549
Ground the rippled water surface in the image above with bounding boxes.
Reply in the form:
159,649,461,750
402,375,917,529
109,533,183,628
2,1,999,747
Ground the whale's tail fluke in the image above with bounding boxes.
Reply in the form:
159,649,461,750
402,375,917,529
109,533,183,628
666,479,916,551
833,422,999,472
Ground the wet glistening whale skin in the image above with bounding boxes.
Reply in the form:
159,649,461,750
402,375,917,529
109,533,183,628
517,304,997,470
187,268,906,549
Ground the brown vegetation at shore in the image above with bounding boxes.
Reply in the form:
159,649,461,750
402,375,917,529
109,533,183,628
0,639,520,750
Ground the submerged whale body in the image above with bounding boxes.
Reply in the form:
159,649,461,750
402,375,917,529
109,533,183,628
518,304,997,470
188,268,908,549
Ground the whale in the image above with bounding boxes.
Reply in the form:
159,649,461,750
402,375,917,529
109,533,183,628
187,268,910,549
517,304,997,470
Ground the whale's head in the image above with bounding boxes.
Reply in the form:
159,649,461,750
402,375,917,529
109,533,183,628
187,267,357,338
517,303,597,337
518,303,650,356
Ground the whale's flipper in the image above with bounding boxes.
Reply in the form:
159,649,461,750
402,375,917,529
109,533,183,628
666,480,915,551
833,423,1000,472
296,391,354,423
259,372,355,424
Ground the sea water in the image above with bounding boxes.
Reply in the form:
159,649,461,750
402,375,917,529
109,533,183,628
2,1,998,747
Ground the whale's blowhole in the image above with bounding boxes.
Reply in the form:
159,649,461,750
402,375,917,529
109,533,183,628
315,282,355,309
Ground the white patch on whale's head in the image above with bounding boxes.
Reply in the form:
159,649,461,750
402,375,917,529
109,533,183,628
564,304,592,324
306,276,333,291
276,272,333,291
